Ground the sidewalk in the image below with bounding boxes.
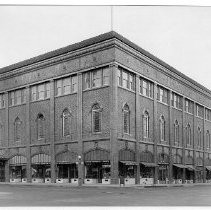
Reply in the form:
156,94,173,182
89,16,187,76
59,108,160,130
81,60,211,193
0,182,211,188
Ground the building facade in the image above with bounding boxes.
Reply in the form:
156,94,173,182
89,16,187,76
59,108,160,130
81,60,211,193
0,31,211,185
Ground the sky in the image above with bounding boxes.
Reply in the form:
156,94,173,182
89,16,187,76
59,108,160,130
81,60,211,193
1,4,211,90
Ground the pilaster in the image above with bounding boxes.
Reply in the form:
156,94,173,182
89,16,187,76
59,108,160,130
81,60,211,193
182,96,186,183
109,63,119,184
169,90,173,183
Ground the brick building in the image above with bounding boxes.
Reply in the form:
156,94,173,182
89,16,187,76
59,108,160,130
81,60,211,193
0,31,211,185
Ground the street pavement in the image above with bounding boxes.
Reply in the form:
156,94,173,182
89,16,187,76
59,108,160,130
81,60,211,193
0,184,211,206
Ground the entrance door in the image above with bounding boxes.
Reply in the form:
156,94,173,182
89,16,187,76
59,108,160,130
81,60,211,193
0,162,5,182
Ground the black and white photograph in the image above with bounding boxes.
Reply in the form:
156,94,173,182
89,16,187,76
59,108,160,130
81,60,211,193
0,0,211,207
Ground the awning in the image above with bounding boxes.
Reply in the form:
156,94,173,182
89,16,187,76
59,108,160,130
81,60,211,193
173,164,188,169
140,162,157,167
186,165,196,171
120,161,138,165
31,154,51,164
9,155,27,166
206,166,211,171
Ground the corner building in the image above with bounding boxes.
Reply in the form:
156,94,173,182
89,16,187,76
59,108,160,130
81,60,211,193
0,31,211,185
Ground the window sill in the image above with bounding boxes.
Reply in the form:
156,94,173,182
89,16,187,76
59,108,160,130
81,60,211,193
30,98,50,103
157,101,169,107
139,93,154,101
83,85,109,92
118,86,136,94
55,92,77,98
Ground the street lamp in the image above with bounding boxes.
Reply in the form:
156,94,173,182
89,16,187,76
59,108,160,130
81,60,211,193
77,155,83,187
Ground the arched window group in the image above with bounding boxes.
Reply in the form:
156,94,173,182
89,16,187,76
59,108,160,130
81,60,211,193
143,111,149,138
92,104,102,133
62,109,71,137
37,114,45,140
174,120,179,145
186,124,191,146
123,104,130,134
197,127,202,148
14,117,22,141
160,116,165,141
207,130,210,149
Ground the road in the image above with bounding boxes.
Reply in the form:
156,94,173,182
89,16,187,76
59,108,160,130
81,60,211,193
0,184,210,206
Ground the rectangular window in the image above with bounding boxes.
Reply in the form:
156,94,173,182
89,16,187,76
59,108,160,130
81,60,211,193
140,78,153,98
56,80,62,96
122,71,129,89
15,90,22,105
103,67,109,86
72,75,78,93
38,84,45,100
196,104,204,118
171,92,182,109
93,111,101,133
31,86,37,101
205,109,211,121
117,69,122,86
45,83,50,98
9,92,15,106
92,69,102,88
21,89,26,103
83,72,91,90
0,94,5,108
185,99,193,114
158,86,168,104
63,77,71,95
129,74,135,91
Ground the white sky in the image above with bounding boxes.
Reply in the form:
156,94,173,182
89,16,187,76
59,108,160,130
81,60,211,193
1,3,211,90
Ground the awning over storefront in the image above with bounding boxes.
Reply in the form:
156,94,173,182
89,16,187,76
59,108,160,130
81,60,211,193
9,155,27,166
56,151,77,164
120,161,138,166
31,153,51,164
140,162,157,167
206,166,211,171
84,148,110,162
173,164,188,169
186,165,196,171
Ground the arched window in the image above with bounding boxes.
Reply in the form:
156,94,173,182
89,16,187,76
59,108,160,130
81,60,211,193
174,120,179,145
123,104,130,134
62,109,71,137
14,117,21,141
197,127,202,148
37,114,45,139
160,116,165,141
143,111,149,138
206,130,210,149
92,104,102,133
0,124,3,145
186,124,191,146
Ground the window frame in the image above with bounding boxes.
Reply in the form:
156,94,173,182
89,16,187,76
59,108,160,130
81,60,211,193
62,109,71,137
160,116,165,142
37,114,45,140
143,111,149,139
123,104,130,134
92,104,102,133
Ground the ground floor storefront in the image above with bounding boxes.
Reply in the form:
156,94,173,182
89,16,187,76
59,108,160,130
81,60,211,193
0,150,210,185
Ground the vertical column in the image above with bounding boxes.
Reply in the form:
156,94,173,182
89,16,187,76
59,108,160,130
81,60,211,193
193,102,196,183
77,73,84,186
50,80,56,183
182,97,186,183
203,107,206,183
25,87,32,182
4,92,9,182
110,63,119,184
135,75,140,184
153,83,158,184
169,90,173,183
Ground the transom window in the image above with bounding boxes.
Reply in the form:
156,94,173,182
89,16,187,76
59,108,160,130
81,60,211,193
143,111,149,138
123,104,130,134
92,104,102,133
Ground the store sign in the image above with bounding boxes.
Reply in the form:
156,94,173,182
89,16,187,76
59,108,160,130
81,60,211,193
102,165,111,168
